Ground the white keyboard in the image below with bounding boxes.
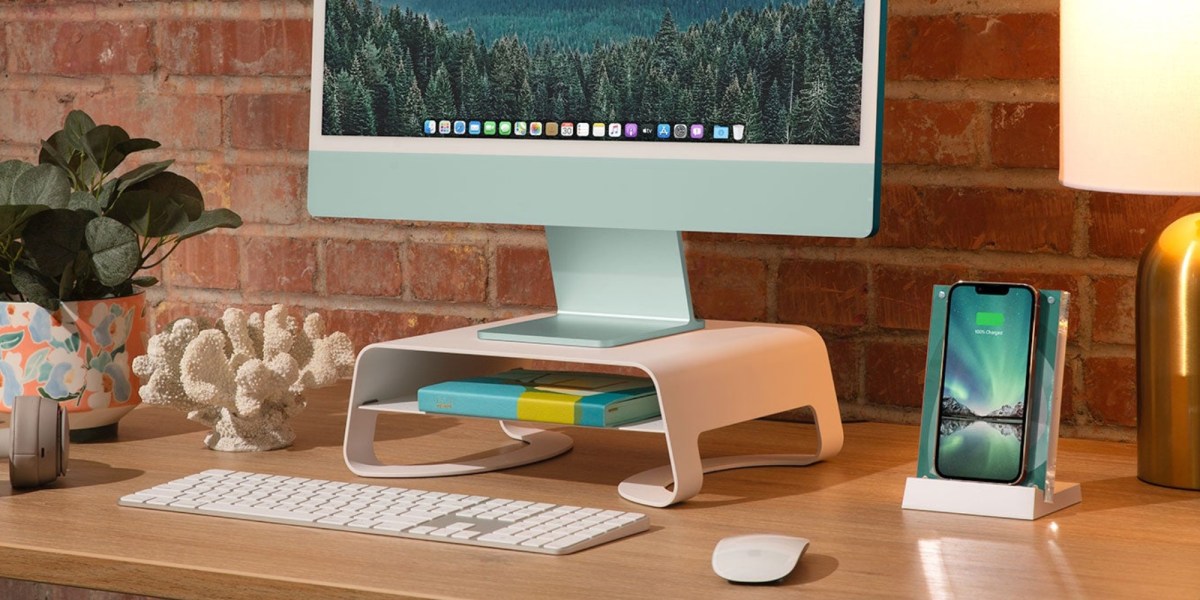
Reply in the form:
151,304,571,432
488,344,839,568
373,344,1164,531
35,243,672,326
118,469,650,555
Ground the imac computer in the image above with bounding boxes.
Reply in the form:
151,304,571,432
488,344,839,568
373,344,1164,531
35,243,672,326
308,0,885,347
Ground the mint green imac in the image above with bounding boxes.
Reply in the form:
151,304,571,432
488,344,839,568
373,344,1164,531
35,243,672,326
309,0,886,347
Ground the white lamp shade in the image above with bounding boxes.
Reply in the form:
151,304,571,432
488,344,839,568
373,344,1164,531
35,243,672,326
1060,0,1200,195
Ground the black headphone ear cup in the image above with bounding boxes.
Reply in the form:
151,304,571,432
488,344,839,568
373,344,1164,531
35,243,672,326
8,396,67,489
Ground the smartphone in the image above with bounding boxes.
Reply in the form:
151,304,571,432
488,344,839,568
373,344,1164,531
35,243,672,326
934,281,1039,484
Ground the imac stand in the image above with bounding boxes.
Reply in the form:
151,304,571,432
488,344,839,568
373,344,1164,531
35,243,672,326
343,227,845,507
478,227,705,347
344,319,843,507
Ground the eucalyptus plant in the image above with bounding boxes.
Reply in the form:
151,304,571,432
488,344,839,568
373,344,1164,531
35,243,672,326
0,110,242,309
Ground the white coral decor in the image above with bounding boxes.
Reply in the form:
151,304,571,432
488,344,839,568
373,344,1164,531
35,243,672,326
132,305,355,451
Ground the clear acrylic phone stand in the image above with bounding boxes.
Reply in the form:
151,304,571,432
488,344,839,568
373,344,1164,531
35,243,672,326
902,287,1081,520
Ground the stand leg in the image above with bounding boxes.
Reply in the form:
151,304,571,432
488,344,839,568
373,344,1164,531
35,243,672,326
618,433,703,508
618,336,843,507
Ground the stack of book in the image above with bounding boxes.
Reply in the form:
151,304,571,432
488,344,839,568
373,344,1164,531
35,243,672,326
417,368,661,427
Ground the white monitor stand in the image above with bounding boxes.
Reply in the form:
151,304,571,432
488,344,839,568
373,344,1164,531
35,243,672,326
343,227,846,507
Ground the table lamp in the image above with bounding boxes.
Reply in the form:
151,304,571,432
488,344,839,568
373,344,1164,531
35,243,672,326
1060,1,1200,489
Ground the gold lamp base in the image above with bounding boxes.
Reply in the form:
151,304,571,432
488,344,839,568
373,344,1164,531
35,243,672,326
1138,213,1200,489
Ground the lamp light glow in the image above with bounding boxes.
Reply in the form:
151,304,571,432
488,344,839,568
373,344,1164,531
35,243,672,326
1060,0,1200,195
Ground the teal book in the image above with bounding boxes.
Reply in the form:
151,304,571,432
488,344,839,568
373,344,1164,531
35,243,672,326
417,368,661,427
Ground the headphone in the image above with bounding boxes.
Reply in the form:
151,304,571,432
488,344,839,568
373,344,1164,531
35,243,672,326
0,396,69,488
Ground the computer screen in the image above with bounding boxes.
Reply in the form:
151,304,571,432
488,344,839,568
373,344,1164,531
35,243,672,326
309,0,884,238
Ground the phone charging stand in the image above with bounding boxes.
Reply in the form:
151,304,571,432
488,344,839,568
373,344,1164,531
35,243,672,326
902,478,1081,520
903,286,1081,521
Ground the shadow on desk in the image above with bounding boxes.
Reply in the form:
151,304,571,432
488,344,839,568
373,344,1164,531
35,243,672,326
1072,476,1200,513
1,459,141,498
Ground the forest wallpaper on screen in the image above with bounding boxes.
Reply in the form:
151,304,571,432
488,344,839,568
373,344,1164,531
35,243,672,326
321,0,866,145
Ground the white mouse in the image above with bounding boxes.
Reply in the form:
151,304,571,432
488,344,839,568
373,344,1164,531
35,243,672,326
711,533,809,584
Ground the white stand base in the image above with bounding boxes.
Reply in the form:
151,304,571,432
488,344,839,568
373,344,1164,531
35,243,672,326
343,314,844,507
902,477,1082,520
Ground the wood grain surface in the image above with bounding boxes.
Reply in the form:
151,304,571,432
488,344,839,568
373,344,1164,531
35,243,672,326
1,382,1197,599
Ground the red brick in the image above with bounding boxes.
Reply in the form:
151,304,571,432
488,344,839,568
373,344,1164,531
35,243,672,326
242,237,317,293
0,91,72,145
865,341,927,408
0,25,6,73
84,94,223,151
875,265,969,331
883,100,981,166
825,337,860,403
409,243,486,303
165,234,240,290
324,310,472,352
1089,194,1200,258
874,185,1075,253
1093,276,1136,346
324,239,403,297
887,13,1059,81
159,19,311,76
777,259,868,327
991,103,1059,169
1083,356,1136,427
229,165,307,225
149,301,238,333
230,94,310,151
496,245,555,308
7,21,153,75
685,253,767,321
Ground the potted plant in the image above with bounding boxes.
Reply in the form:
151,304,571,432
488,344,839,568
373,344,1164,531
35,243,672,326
0,110,242,440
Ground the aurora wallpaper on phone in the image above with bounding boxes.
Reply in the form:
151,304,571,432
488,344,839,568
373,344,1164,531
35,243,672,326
935,285,1036,483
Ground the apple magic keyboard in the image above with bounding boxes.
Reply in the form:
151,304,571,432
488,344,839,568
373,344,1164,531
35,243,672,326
118,469,649,555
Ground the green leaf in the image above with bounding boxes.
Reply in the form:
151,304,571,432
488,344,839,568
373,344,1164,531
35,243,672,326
68,190,104,214
85,216,140,286
38,134,72,171
116,160,174,193
0,331,23,350
10,164,70,208
176,208,243,241
0,204,49,238
130,275,158,288
83,124,132,174
11,267,57,310
58,256,76,300
62,110,98,154
22,208,91,278
0,160,35,205
96,179,118,210
128,171,204,220
115,138,161,155
107,189,190,237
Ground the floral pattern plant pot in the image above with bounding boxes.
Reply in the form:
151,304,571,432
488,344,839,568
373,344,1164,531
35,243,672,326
0,293,145,441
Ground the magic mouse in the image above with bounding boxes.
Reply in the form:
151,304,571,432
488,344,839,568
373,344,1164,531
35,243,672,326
711,534,809,584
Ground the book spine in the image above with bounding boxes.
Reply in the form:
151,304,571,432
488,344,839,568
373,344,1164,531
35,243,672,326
417,387,518,420
516,391,579,425
576,392,659,427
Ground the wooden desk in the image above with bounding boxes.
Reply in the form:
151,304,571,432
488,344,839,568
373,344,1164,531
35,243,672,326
2,382,1199,599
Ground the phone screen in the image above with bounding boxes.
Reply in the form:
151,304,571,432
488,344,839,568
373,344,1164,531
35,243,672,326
935,283,1037,484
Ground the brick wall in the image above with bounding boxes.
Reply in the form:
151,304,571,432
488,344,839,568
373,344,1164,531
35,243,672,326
1,0,1185,440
